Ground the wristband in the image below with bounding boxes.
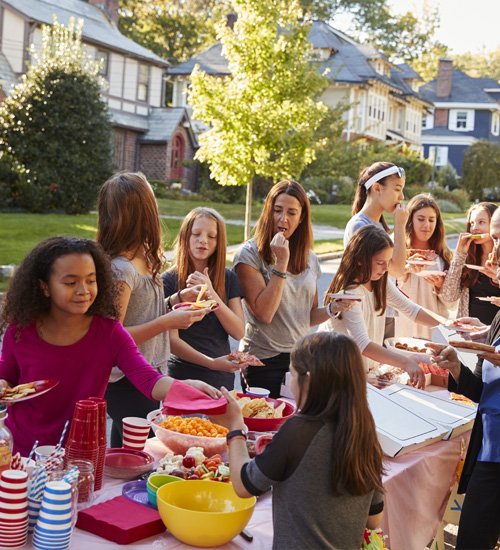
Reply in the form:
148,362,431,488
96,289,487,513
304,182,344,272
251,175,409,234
226,428,248,444
271,268,287,279
166,295,173,310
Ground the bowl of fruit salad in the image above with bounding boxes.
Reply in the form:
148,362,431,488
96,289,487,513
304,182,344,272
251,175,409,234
147,410,228,457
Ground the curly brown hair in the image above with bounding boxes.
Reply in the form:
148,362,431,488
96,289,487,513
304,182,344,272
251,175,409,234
0,237,119,337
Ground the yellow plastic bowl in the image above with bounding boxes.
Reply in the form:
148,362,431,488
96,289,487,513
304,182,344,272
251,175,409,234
156,479,256,547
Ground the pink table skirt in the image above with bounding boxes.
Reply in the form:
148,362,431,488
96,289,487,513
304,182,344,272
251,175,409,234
62,432,469,550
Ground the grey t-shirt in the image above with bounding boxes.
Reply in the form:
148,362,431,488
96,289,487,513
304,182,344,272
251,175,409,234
343,212,385,248
242,416,384,550
110,257,170,382
233,239,321,358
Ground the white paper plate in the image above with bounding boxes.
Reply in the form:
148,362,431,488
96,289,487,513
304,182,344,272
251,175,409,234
476,296,498,302
407,259,437,266
465,264,484,271
444,320,485,333
384,337,430,354
414,270,446,278
327,293,362,301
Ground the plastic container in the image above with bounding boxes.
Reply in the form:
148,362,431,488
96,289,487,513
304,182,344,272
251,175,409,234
67,459,94,507
0,405,13,473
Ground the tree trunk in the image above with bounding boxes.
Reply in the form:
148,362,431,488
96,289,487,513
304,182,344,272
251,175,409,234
244,180,253,241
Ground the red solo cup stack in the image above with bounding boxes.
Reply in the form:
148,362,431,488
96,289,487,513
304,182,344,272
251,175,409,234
122,417,150,451
87,397,107,491
0,469,28,548
64,401,98,487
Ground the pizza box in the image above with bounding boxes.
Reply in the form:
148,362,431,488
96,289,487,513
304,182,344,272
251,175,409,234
367,385,449,457
381,384,476,440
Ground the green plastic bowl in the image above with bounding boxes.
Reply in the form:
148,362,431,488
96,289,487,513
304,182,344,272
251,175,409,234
147,473,184,507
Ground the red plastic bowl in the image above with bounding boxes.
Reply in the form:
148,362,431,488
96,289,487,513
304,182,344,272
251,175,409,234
237,394,295,432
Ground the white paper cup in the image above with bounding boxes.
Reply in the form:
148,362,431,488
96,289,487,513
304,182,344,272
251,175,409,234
245,387,271,398
122,417,150,450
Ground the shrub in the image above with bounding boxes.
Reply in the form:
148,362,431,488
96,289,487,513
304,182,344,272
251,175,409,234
436,199,462,213
0,18,112,213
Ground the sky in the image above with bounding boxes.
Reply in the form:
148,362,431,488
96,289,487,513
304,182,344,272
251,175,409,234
389,0,500,54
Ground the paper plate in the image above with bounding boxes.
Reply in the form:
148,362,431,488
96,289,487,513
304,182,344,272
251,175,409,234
0,379,59,404
327,293,362,301
476,296,499,302
407,259,437,266
384,337,430,354
104,449,155,479
122,480,155,509
444,320,485,332
414,270,446,278
465,264,485,271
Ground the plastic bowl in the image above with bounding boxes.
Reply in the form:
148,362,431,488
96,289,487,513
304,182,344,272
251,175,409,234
156,480,256,547
147,409,227,457
146,474,184,508
237,394,295,432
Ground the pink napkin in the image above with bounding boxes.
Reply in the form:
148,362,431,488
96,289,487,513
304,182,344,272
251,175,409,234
162,379,227,415
76,496,164,544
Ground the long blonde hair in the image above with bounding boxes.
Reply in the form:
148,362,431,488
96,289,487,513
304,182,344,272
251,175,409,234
170,208,227,301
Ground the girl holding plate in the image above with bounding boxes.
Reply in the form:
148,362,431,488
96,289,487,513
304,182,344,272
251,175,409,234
395,194,453,339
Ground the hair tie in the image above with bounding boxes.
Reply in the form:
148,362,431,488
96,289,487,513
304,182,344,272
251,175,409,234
363,166,405,190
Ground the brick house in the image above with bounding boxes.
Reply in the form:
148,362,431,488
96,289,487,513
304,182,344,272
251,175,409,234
420,58,500,176
0,0,198,187
169,20,432,152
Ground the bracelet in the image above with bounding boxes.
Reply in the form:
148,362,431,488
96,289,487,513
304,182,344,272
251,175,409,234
166,295,173,310
271,268,287,279
176,289,183,304
327,302,341,319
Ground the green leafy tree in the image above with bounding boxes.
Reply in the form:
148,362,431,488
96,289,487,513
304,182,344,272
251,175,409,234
462,141,500,201
454,48,500,83
0,17,112,213
189,0,329,238
119,0,226,64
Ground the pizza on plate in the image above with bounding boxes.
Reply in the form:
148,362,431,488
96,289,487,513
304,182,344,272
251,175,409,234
228,351,265,366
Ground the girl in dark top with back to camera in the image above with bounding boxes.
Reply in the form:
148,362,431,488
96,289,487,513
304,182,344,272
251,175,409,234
220,332,384,550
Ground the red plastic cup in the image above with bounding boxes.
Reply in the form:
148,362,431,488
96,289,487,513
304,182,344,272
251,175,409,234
87,397,107,447
122,417,150,451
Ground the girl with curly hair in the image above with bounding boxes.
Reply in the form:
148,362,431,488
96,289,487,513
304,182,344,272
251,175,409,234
0,237,219,455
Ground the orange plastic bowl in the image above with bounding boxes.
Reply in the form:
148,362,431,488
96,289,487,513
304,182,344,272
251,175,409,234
147,409,227,457
237,394,295,432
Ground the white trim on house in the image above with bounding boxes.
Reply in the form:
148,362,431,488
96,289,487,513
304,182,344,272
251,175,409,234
432,102,500,111
484,88,500,93
421,135,478,146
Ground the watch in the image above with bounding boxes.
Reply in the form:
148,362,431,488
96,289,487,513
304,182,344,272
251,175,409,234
226,428,248,443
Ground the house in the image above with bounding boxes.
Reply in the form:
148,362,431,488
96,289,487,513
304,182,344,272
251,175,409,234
0,0,198,186
168,20,432,152
420,58,500,176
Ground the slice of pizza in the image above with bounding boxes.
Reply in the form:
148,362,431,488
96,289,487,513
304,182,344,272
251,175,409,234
448,340,496,354
407,249,438,261
228,351,265,366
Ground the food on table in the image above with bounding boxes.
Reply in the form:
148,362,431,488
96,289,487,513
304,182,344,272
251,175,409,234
367,365,408,385
419,363,449,377
469,233,489,240
229,391,286,419
394,342,427,354
0,382,36,400
446,320,485,332
450,393,475,407
156,447,230,482
158,416,228,438
448,340,496,354
228,351,265,366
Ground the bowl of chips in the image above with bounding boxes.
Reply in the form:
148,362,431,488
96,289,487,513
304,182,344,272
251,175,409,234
233,393,295,432
147,410,228,457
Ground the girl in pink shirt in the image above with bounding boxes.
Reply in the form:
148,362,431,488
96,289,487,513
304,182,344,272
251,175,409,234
0,237,219,455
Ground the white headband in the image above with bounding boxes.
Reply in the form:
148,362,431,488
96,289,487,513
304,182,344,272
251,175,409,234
363,166,404,190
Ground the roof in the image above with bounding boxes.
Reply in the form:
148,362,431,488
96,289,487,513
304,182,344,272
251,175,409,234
422,127,470,137
0,52,17,93
168,43,230,76
169,20,428,104
420,69,499,104
109,110,149,132
4,0,168,66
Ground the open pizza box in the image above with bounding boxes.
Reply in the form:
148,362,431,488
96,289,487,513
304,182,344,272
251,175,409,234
367,385,449,457
381,384,477,440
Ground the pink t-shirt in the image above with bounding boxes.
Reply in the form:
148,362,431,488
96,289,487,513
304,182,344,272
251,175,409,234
0,316,163,455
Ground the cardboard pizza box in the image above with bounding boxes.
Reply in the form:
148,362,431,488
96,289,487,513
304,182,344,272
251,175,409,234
381,384,476,440
367,385,449,457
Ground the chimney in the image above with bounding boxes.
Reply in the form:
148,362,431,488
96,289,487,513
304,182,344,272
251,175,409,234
436,58,453,98
87,0,119,25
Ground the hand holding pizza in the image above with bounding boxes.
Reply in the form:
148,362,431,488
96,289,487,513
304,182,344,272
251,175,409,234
186,268,219,303
426,342,461,381
456,232,474,254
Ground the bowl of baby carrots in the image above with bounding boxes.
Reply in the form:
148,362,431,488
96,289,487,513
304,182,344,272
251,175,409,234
147,410,228,457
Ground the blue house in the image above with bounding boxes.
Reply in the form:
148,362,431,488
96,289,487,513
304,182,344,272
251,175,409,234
419,58,500,177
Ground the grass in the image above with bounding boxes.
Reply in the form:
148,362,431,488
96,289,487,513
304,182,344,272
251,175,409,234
0,200,467,267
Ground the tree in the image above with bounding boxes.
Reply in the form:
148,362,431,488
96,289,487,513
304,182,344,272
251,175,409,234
454,48,500,83
118,0,226,65
462,141,500,201
0,18,112,213
189,0,329,238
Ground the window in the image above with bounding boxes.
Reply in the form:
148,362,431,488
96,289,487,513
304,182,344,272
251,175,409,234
492,112,500,136
137,64,149,102
428,146,448,167
95,50,109,77
449,109,474,131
